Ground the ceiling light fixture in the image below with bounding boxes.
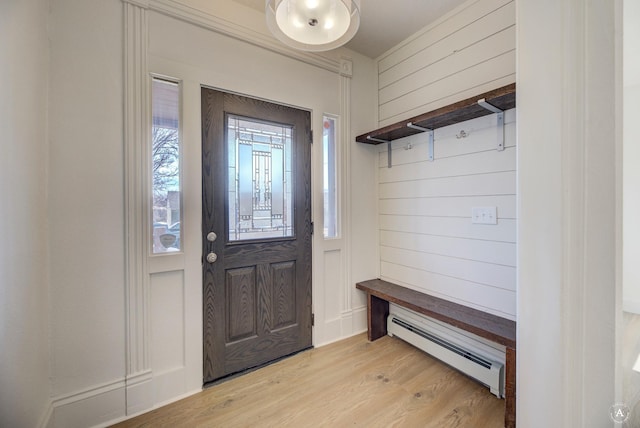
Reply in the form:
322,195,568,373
266,0,360,52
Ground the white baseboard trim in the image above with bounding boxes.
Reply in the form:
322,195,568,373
44,370,203,428
315,328,368,348
150,367,186,405
126,370,154,416
38,379,126,428
151,387,202,413
48,378,126,428
101,387,202,427
315,307,368,348
52,378,126,409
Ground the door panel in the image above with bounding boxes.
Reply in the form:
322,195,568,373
226,267,257,342
271,261,297,329
202,87,312,384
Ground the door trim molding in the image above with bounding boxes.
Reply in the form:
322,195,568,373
123,0,153,414
340,61,353,315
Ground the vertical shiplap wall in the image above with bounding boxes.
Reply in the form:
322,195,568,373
375,0,516,320
378,112,516,320
377,0,515,127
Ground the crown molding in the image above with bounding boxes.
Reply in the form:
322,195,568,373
122,0,149,8
147,0,343,75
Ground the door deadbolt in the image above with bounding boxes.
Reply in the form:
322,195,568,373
206,232,217,242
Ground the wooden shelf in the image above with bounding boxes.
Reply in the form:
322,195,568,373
356,83,516,144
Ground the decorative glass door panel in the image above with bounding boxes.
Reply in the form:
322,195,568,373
227,115,293,241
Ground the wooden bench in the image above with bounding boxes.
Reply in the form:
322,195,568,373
356,279,516,428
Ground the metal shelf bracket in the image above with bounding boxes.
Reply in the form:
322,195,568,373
367,136,392,168
407,122,434,161
477,98,505,151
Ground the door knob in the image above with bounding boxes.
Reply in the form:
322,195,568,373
206,232,217,242
206,252,218,263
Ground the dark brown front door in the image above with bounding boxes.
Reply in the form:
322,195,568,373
201,87,312,384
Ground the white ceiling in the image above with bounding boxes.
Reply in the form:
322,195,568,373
234,0,469,58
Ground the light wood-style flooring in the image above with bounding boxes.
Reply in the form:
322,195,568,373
112,334,504,427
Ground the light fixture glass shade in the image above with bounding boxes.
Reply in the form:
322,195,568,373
266,0,360,52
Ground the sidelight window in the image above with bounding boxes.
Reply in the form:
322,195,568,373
323,115,339,238
151,77,182,253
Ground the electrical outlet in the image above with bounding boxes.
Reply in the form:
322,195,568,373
471,207,497,224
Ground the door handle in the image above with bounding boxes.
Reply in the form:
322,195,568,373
206,252,218,263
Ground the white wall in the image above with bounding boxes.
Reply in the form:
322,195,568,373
377,0,515,127
371,0,516,320
371,1,619,426
517,0,617,426
349,53,379,314
623,0,640,313
623,0,640,420
4,0,620,426
623,312,640,426
145,5,350,404
377,111,516,320
47,0,126,426
0,0,51,427
37,0,379,424
145,0,377,372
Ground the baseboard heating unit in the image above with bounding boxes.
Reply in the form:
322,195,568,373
387,313,505,398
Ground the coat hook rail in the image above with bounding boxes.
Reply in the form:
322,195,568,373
366,136,393,168
477,98,505,151
407,122,434,161
456,130,468,139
